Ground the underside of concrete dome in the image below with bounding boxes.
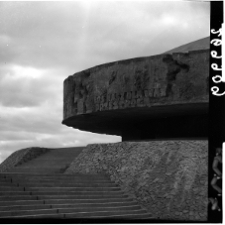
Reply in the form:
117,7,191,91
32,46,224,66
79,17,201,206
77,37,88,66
62,38,209,140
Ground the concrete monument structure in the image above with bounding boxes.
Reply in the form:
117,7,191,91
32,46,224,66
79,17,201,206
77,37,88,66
62,39,209,141
62,37,209,221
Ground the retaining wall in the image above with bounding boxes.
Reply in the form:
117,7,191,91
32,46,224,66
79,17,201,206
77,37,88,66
0,147,49,172
66,140,208,221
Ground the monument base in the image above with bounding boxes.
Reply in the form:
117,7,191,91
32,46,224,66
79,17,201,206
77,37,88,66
66,140,208,221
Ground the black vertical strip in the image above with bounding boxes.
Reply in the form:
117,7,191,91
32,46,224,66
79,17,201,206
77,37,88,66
209,1,224,223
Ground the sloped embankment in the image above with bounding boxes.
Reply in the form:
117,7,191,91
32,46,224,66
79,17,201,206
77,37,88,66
0,147,49,172
65,141,208,221
6,147,84,174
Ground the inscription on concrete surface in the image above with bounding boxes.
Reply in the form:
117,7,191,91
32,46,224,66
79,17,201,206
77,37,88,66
63,50,209,120
82,86,166,113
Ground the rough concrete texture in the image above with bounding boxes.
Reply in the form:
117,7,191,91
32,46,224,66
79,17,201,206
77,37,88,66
63,50,209,135
66,141,208,221
0,147,49,172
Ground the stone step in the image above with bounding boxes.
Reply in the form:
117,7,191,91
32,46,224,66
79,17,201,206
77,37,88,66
1,173,107,179
0,187,120,192
36,194,128,200
25,154,78,157
25,186,121,192
10,167,67,170
0,195,38,201
0,186,25,191
0,177,12,182
0,198,135,207
0,191,32,196
80,213,153,219
0,200,45,206
57,205,141,214
0,181,14,186
15,160,73,164
22,159,70,162
0,209,149,219
0,180,13,185
0,183,20,188
0,208,58,217
6,176,109,181
0,212,152,219
0,213,64,218
49,201,139,209
16,182,117,187
64,209,149,218
10,179,111,183
17,158,73,162
30,190,124,196
8,169,67,173
17,161,67,165
0,204,51,212
0,202,138,212
0,175,108,180
45,198,134,205
0,194,128,201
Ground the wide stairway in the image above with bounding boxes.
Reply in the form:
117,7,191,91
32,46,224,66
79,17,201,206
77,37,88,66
0,148,152,220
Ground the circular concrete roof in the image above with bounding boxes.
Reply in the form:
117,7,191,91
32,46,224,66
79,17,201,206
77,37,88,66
62,38,209,136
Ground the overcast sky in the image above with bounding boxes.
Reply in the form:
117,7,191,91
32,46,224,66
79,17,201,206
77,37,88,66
0,1,210,163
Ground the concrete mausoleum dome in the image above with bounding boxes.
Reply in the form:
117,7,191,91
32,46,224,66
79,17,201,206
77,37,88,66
62,37,209,141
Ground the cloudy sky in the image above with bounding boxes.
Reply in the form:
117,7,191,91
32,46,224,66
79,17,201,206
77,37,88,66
0,1,210,163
